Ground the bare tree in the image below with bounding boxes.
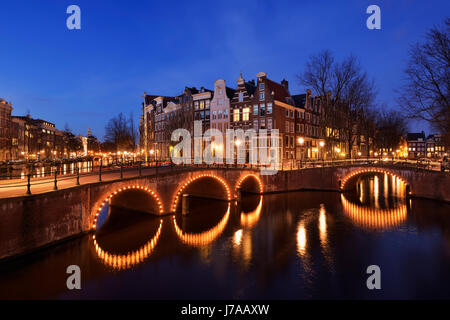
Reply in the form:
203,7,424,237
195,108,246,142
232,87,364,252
104,113,135,152
398,18,450,144
298,50,377,157
374,110,408,152
63,123,83,154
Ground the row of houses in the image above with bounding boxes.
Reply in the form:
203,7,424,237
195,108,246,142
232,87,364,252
0,98,86,162
406,132,448,159
139,72,345,163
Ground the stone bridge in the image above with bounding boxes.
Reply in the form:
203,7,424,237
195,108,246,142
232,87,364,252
1,165,449,260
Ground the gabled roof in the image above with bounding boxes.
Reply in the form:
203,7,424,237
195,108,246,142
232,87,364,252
266,78,293,105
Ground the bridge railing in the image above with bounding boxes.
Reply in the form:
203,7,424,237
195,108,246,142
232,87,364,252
0,157,446,197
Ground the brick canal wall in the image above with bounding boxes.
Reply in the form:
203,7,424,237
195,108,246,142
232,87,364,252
0,166,449,260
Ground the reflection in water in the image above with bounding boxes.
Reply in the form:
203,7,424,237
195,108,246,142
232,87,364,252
240,196,263,228
341,194,407,230
374,175,379,208
1,173,450,300
296,222,307,256
93,220,163,270
173,204,230,246
342,173,407,230
233,229,243,247
318,205,327,245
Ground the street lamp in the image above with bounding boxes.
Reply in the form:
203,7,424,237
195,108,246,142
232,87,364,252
319,141,325,160
297,137,305,163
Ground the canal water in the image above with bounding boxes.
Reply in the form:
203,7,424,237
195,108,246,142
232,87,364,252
0,173,449,299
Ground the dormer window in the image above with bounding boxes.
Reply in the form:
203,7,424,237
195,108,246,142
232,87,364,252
238,92,244,102
259,83,264,90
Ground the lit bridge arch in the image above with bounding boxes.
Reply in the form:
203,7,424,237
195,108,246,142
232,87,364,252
92,185,164,230
340,167,410,193
171,173,232,212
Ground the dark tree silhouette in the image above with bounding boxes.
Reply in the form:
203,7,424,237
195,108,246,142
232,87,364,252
104,113,136,152
398,18,450,144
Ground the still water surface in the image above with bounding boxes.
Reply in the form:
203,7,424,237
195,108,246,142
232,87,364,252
0,173,449,299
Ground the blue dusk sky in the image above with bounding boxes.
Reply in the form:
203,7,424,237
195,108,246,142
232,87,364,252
0,0,448,139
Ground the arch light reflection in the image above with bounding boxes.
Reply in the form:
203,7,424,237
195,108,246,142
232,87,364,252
240,196,263,228
341,194,407,230
173,203,231,246
93,219,163,270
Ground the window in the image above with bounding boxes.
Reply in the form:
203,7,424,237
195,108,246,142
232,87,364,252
267,103,272,114
233,109,240,122
239,92,244,102
218,110,222,119
194,101,199,110
243,107,250,121
260,83,264,90
254,119,258,129
290,110,294,119
218,89,223,95
286,110,289,117
224,109,229,118
200,101,205,109
290,136,294,147
212,111,217,119
267,118,272,130
260,104,265,116
260,92,265,101
290,122,294,133
205,100,210,108
253,104,258,115
285,136,289,147
218,99,223,105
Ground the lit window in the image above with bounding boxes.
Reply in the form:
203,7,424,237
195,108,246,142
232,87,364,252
243,107,250,121
233,109,240,122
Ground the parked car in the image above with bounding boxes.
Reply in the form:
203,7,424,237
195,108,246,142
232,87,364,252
441,156,450,172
